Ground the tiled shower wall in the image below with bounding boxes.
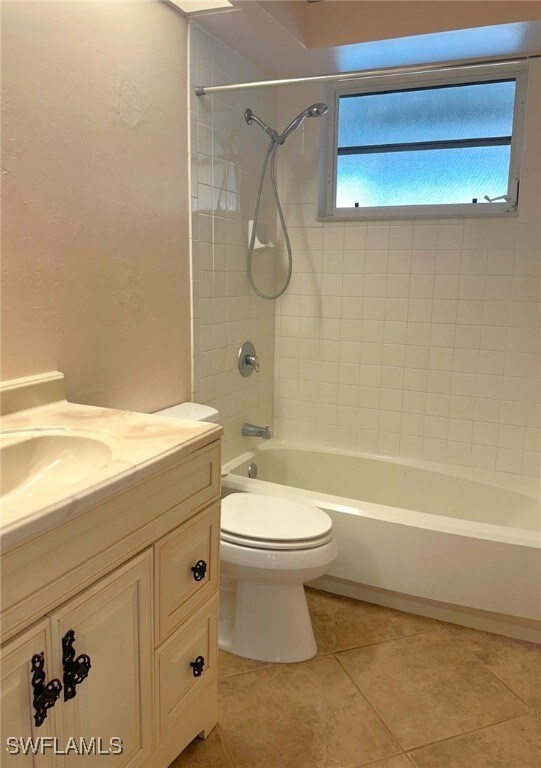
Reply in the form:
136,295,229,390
189,26,278,461
273,65,541,476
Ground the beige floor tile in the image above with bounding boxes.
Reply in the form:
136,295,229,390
355,755,413,768
218,650,274,678
168,727,231,768
442,623,541,710
306,588,438,652
219,629,330,677
339,631,527,750
409,714,541,768
218,654,400,768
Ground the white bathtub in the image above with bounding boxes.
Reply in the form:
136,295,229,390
222,441,541,643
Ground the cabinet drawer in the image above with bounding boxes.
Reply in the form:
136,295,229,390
155,596,218,738
154,504,220,646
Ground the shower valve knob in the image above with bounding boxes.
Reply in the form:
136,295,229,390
238,341,260,376
246,355,260,373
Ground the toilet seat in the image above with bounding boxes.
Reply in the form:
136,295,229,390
221,493,333,551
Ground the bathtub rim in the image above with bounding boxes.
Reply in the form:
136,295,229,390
222,440,540,549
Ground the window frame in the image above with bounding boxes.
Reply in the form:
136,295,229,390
318,62,528,221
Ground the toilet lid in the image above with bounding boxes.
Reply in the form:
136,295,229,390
221,493,333,550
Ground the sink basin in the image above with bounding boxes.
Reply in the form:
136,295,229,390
0,430,113,499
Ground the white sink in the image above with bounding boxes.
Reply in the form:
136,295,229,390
0,429,113,499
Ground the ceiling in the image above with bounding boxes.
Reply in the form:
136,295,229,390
258,1,541,50
193,0,541,80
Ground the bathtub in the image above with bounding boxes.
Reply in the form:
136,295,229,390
222,441,541,643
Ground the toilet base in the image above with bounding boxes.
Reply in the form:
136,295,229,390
219,579,317,663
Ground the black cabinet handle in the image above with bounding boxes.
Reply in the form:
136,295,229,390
191,560,207,582
190,655,205,677
62,630,91,701
31,653,62,727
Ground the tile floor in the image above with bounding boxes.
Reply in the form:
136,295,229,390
171,588,541,768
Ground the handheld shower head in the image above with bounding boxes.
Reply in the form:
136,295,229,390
281,102,328,140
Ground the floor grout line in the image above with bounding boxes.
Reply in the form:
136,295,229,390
404,711,533,759
331,638,533,756
212,726,234,768
321,625,442,655
332,650,406,754
440,640,537,711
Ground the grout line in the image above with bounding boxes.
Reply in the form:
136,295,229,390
332,635,532,755
405,711,532,761
322,625,442,654
218,661,279,680
352,751,409,768
451,648,534,711
214,725,237,768
332,652,405,753
436,621,535,709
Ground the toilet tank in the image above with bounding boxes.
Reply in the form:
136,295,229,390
154,402,220,423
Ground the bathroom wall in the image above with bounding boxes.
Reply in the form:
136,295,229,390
189,25,278,461
273,63,541,476
1,0,191,412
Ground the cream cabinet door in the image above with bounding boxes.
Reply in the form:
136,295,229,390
0,619,59,767
49,552,153,768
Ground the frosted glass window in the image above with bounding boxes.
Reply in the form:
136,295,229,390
334,78,519,211
338,81,515,147
337,146,511,207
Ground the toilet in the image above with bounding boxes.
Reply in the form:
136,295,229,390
154,402,338,663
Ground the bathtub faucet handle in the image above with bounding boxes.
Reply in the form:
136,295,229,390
245,354,260,373
238,341,260,377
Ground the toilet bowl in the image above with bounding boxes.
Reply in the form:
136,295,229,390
154,402,337,663
219,493,337,663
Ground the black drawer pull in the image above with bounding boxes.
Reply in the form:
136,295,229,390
31,653,62,727
190,655,205,677
62,630,91,701
191,560,207,582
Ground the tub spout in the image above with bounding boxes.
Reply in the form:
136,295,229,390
242,423,271,440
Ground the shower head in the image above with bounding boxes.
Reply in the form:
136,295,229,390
245,103,328,145
281,102,328,140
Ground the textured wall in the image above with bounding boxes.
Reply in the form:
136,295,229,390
190,26,277,462
1,1,191,411
273,65,541,476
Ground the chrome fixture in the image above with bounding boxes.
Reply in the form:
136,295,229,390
244,103,328,146
244,109,282,144
195,57,530,97
248,462,258,479
281,103,328,141
246,103,328,300
238,341,260,377
242,423,271,440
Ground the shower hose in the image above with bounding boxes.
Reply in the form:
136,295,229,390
247,140,293,300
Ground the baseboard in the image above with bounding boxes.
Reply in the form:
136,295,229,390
309,575,541,644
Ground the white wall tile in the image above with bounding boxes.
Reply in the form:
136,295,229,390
193,45,540,476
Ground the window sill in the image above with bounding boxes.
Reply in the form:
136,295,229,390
318,202,518,222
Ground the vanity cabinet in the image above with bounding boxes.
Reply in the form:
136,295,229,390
1,436,222,768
